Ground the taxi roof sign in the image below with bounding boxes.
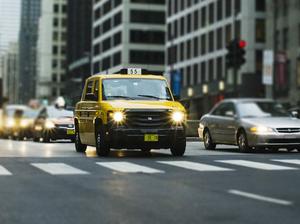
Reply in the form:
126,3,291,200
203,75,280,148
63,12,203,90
114,68,163,76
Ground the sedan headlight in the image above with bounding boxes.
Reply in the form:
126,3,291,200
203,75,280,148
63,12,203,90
113,112,124,122
45,120,55,129
6,118,15,128
20,119,30,128
250,126,274,134
172,111,185,123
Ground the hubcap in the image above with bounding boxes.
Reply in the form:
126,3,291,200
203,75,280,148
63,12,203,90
239,134,245,148
204,133,210,146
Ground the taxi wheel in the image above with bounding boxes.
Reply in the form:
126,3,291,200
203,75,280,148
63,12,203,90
237,131,251,153
203,129,216,150
170,138,186,156
95,129,110,156
42,131,50,143
75,128,87,153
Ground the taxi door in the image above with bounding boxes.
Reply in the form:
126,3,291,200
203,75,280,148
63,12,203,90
85,79,100,145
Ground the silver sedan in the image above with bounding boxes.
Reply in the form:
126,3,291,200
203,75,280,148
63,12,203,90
198,98,300,152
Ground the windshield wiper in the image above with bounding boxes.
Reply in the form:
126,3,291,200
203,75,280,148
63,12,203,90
107,95,135,100
137,94,169,100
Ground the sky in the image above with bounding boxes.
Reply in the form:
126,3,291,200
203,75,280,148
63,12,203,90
0,0,21,55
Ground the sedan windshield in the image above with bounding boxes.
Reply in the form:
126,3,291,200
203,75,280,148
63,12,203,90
237,102,290,118
47,106,74,118
102,78,172,101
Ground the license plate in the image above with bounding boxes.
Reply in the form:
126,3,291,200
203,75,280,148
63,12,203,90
67,129,75,135
144,134,158,142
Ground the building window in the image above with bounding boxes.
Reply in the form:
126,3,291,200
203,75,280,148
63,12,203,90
53,4,59,13
187,40,191,59
62,4,67,13
209,59,214,81
193,64,198,84
180,17,185,36
209,3,214,24
131,0,165,4
225,24,232,45
52,46,58,54
94,43,100,55
283,28,289,50
194,10,199,31
217,57,223,80
102,37,111,52
130,30,165,44
201,61,206,83
180,42,184,61
103,19,111,34
130,50,164,65
114,12,122,26
217,28,223,50
113,32,122,46
115,0,122,7
201,7,206,27
174,20,178,38
235,0,241,13
130,10,165,24
113,52,121,66
209,31,214,52
193,37,198,57
94,62,100,73
53,32,58,41
94,26,100,38
102,56,110,71
217,0,223,21
186,66,191,86
95,8,101,20
187,14,191,33
201,35,206,55
255,50,263,73
53,18,59,27
225,0,232,18
103,1,111,16
255,19,265,43
168,0,172,16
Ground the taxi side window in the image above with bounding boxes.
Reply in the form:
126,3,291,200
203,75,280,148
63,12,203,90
94,80,99,101
83,80,94,101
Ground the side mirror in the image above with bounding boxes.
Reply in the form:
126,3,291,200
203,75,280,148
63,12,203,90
291,111,299,118
85,93,97,101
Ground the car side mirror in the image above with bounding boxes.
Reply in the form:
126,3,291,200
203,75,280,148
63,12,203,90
225,111,235,117
291,111,299,118
85,93,97,101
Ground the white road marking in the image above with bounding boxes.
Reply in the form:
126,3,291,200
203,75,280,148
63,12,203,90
0,165,12,175
96,162,164,174
228,189,293,206
272,159,300,166
216,160,297,170
31,163,89,175
157,161,234,172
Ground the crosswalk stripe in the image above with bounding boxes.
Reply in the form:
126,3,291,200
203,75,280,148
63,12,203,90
0,165,12,175
272,159,300,166
157,161,234,172
96,162,164,173
31,163,89,175
216,160,297,170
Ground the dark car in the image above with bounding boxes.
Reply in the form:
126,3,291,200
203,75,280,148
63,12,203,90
33,106,75,142
15,108,39,140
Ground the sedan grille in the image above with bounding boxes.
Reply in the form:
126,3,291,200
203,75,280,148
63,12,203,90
55,124,74,128
276,128,300,133
125,110,171,128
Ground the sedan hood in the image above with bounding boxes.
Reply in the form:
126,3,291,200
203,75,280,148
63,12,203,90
241,117,300,128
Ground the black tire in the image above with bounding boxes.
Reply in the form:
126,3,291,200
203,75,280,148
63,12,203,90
170,138,186,156
75,128,87,153
95,128,110,156
33,137,40,142
141,148,151,153
203,129,216,150
237,130,251,153
42,131,50,143
270,147,279,153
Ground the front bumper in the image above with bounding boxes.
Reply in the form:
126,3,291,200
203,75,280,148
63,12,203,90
247,132,300,147
46,127,75,140
105,126,185,149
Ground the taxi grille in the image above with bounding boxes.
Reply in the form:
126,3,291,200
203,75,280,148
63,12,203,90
125,110,171,128
276,128,300,133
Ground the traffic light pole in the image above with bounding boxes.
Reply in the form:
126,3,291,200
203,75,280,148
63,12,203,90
233,6,238,97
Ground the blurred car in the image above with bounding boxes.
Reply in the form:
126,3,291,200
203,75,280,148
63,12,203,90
14,108,39,140
198,98,300,152
1,105,30,139
33,106,75,142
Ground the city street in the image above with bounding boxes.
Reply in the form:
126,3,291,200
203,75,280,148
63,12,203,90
0,139,299,224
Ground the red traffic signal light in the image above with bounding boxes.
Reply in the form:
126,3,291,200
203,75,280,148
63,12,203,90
239,40,247,48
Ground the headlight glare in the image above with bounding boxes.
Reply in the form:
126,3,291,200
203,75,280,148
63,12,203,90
113,112,124,122
45,120,55,129
172,111,184,122
6,119,15,128
20,119,30,128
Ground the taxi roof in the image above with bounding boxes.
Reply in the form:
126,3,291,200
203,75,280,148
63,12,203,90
88,74,167,80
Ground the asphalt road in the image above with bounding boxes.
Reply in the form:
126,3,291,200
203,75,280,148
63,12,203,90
0,139,300,224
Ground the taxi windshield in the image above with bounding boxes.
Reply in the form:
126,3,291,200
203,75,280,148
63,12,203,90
102,78,172,101
237,102,290,118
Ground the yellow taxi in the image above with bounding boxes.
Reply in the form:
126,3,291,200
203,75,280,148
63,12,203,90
74,68,186,156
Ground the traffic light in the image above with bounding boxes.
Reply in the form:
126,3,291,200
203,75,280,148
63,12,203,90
226,39,247,69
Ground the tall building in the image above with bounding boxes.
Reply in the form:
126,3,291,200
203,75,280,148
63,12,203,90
266,0,300,106
66,0,92,105
0,42,19,103
92,0,166,75
166,0,267,118
0,0,21,55
36,0,68,102
18,0,41,104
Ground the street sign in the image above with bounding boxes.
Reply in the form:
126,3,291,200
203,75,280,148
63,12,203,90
263,50,274,85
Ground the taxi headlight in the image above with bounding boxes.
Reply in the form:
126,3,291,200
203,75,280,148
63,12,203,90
250,126,274,134
172,111,185,123
113,112,124,122
45,120,55,129
6,119,15,128
20,119,30,128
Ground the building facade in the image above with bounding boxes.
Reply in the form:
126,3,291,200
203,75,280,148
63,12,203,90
266,0,300,107
166,0,267,119
0,42,19,103
66,0,92,105
18,0,41,104
92,0,166,75
36,0,68,102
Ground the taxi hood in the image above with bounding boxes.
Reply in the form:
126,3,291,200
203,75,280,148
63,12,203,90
103,100,185,111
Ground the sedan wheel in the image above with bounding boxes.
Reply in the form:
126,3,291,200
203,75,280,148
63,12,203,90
203,130,216,150
237,131,251,153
